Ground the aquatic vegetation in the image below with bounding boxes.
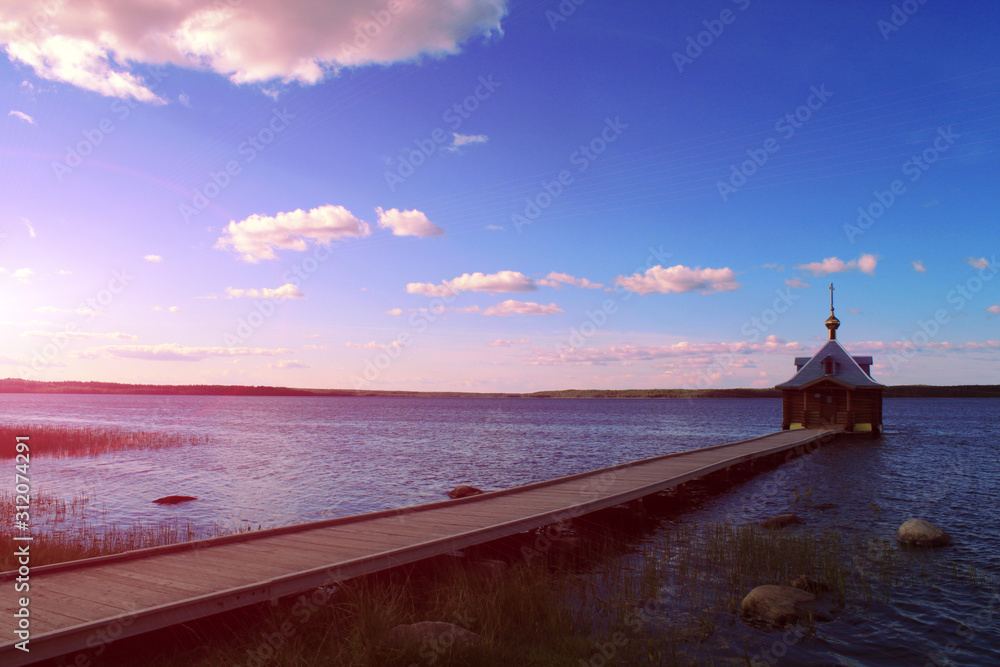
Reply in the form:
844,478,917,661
0,423,205,458
5,496,995,665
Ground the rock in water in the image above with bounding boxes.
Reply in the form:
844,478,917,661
896,519,952,548
740,584,833,628
153,495,197,505
386,621,483,651
447,485,483,499
759,514,804,529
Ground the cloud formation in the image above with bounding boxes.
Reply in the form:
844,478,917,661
8,110,35,124
22,330,137,340
531,335,803,366
270,359,306,369
487,338,531,346
224,284,305,300
345,340,401,350
407,271,536,297
912,260,927,273
143,254,163,263
796,254,878,276
614,265,740,295
447,133,488,152
0,1,507,101
88,343,291,361
537,272,603,289
10,268,35,284
784,277,809,288
969,257,992,270
482,300,562,316
216,204,369,262
376,207,444,238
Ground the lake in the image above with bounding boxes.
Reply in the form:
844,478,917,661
2,394,998,665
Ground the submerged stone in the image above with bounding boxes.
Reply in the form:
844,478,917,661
740,584,833,628
153,495,197,504
447,485,484,499
896,519,952,548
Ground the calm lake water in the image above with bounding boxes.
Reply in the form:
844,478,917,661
2,395,998,665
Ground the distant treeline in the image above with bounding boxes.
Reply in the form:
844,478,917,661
1,379,998,399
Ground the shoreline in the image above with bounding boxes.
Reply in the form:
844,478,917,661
2,379,999,399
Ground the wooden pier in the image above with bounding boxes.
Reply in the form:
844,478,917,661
1,428,840,665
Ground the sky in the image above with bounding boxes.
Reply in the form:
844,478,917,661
1,0,998,392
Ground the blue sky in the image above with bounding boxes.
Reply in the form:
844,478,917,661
1,0,998,391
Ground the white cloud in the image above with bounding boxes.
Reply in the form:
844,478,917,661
784,277,809,288
912,260,927,273
969,257,992,270
376,207,444,238
614,265,740,295
407,270,536,297
8,110,35,124
447,132,488,152
386,308,403,316
224,283,305,300
22,330,137,340
846,340,1000,353
143,254,163,263
482,300,562,316
530,335,803,366
178,93,191,107
216,204,370,262
487,338,530,347
486,224,505,231
270,359,306,369
88,343,291,361
303,344,328,350
345,340,401,350
0,1,507,102
10,268,35,284
36,305,94,316
21,217,36,237
168,306,181,313
537,272,603,289
988,305,1000,315
796,254,878,276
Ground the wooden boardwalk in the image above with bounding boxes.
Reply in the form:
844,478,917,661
2,428,840,665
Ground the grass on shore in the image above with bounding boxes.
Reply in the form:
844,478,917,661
0,422,206,458
0,489,246,570
7,491,997,666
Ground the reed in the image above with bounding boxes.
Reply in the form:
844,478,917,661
0,422,206,458
0,489,241,570
5,498,994,665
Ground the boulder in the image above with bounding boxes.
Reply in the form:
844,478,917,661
788,574,831,594
153,495,197,505
759,514,804,529
447,485,484,499
740,584,833,628
896,519,952,548
386,621,483,652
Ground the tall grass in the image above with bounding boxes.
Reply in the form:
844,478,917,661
0,422,206,458
4,492,995,665
0,489,242,570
